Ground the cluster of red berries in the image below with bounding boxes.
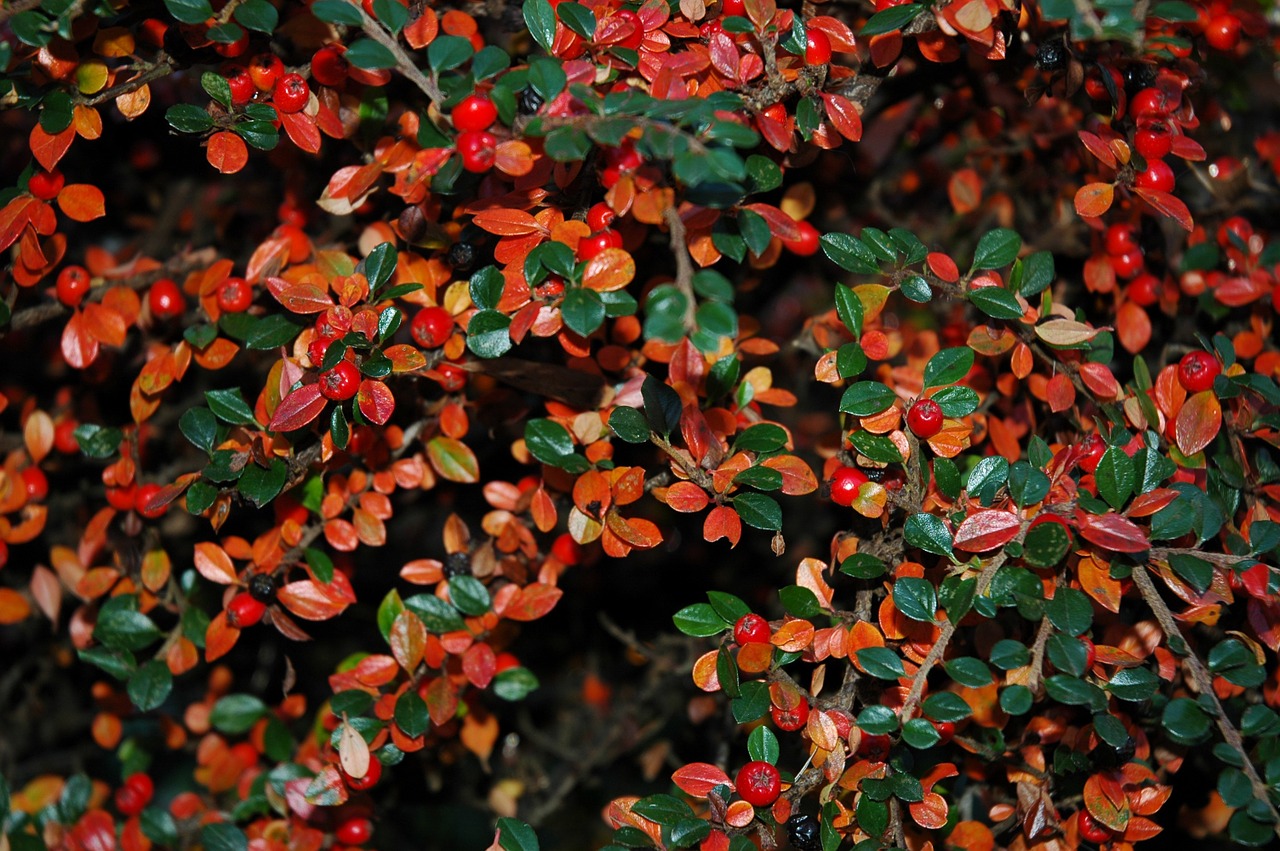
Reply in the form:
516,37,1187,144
452,93,499,173
1129,88,1178,194
1101,222,1145,282
114,772,154,816
220,53,310,113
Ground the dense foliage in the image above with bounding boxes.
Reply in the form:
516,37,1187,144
2,0,1280,849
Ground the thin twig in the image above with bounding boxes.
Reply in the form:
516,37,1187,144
357,6,443,103
74,58,177,108
661,205,698,333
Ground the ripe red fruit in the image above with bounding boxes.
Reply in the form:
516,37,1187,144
1127,272,1161,307
771,700,809,732
494,652,520,673
1133,159,1175,193
613,9,644,50
222,64,255,106
782,220,821,256
410,306,454,348
604,140,643,173
804,29,832,65
586,202,616,232
1130,87,1171,118
107,484,137,511
436,363,468,392
320,361,361,401
907,398,944,439
933,720,956,745
248,53,284,91
135,483,168,519
273,73,310,113
734,761,781,807
452,94,498,132
148,278,185,319
1217,215,1253,249
1103,223,1139,257
829,465,868,507
456,130,497,173
214,29,249,58
22,467,48,501
1078,434,1107,474
1077,810,1113,843
1108,249,1144,280
1177,350,1220,393
721,0,745,15
28,169,64,200
551,532,582,565
1204,13,1242,51
345,758,382,791
216,277,253,313
308,337,332,367
54,417,80,454
733,613,771,646
227,592,267,628
1133,124,1172,160
858,733,892,761
56,265,91,307
336,818,373,846
578,229,624,260
114,773,153,816
311,45,349,87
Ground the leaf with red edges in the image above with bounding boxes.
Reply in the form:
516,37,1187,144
280,110,322,153
1076,510,1150,553
1078,131,1117,169
358,379,395,425
266,276,333,313
953,510,1021,552
505,583,562,621
742,203,800,241
277,579,353,620
672,763,732,798
0,196,38,252
1133,187,1192,231
269,383,326,431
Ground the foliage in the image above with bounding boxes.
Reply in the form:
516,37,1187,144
1,0,1280,849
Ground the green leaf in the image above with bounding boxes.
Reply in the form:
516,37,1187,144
210,694,267,734
931,385,979,418
1162,697,1212,744
967,456,1009,504
857,647,905,679
733,492,782,531
840,553,885,579
525,419,574,467
344,38,397,70
609,406,650,443
1168,553,1213,594
403,594,466,633
732,680,771,723
1000,684,1033,715
972,228,1021,270
497,818,541,851
370,0,408,32
1096,447,1135,509
245,314,302,350
201,823,248,851
834,285,864,338
310,0,364,23
95,602,161,651
1044,675,1106,711
238,459,287,507
425,35,473,71
747,725,780,764
448,576,490,616
1108,667,1158,702
180,407,218,455
839,381,897,417
555,1,596,37
394,691,429,737
735,424,788,453
493,667,539,700
360,242,397,291
127,660,173,712
900,275,932,303
201,71,233,108
892,577,937,623
903,514,953,557
922,692,971,722
1045,588,1092,636
561,287,605,337
466,309,513,358
166,104,214,133
523,0,556,52
821,233,879,275
969,286,1023,320
857,704,898,735
1020,251,1055,296
989,639,1030,670
850,431,902,464
233,0,277,32
923,347,974,388
860,3,924,36
902,717,941,749
641,376,682,437
672,603,729,637
166,0,214,25
944,657,992,688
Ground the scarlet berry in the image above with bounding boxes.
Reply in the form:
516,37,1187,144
858,733,892,761
1130,86,1171,118
1133,159,1175,193
604,140,643,173
829,465,868,507
1217,215,1253,249
308,337,332,368
320,361,361,401
214,29,249,58
28,169,64,200
782,221,821,256
345,757,382,791
107,484,137,511
148,278,185,319
248,52,284,91
54,417,80,454
586,202,616,232
456,130,497,173
734,760,781,807
1177,350,1220,393
56,265,91,307
933,720,956,745
1108,249,1144,280
21,467,48,501
1133,124,1172,160
1078,434,1106,474
907,398,944,439
135,483,167,519
114,773,153,816
222,64,255,106
436,362,468,392
1078,810,1113,844
494,652,520,673
771,700,809,732
804,28,832,65
215,276,253,313
273,73,310,113
551,532,582,565
452,94,498,132
335,818,373,846
613,9,644,50
227,592,267,628
733,613,771,646
410,306,454,348
311,45,349,88
578,229,624,260
1103,223,1139,257
1203,13,1241,51
721,0,745,15
1127,272,1161,307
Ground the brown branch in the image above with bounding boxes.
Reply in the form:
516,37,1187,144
662,205,698,333
1026,614,1054,698
1130,562,1280,836
357,5,443,103
74,58,177,108
652,432,715,491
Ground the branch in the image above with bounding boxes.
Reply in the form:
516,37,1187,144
662,205,698,333
357,6,443,103
0,0,43,26
74,58,177,107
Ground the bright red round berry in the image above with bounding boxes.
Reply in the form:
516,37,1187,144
308,337,332,367
21,467,48,501
1130,87,1171,118
28,169,64,200
1078,810,1113,844
614,9,644,50
858,733,892,761
1203,13,1241,51
452,94,498,132
578,229,624,260
214,29,249,58
436,362,468,392
1218,215,1253,249
907,398,944,439
56,265,91,307
54,417,80,454
782,220,821,256
311,45,349,88
457,130,497,173
222,64,255,106
216,277,253,313
586,202,616,232
148,278,185,319
1133,124,1172,160
1134,159,1175,193
1103,223,1139,257
248,52,284,91
1109,249,1144,280
734,761,781,808
933,720,956,745
134,483,168,519
320,361,361,401
336,817,373,846
804,28,832,65
1127,272,1161,307
1177,350,1220,393
273,73,310,113
107,484,137,511
733,613,771,646
227,592,267,628
345,758,382,791
551,532,582,565
494,652,520,673
771,700,809,732
722,0,745,15
410,306,454,348
829,465,868,507
114,773,153,817
1078,434,1106,474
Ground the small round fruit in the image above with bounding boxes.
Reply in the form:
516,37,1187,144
308,337,332,367
1130,86,1171,118
149,278,185,319
56,265,91,307
614,10,644,49
1078,434,1106,474
452,93,498,132
578,229,624,260
54,417,80,454
134,483,167,519
586,202,616,232
1109,249,1144,280
311,45,349,87
907,398,944,439
1133,124,1172,160
494,652,520,673
346,757,382,791
1078,810,1113,843
457,130,497,173
336,818,373,846
858,733,892,761
1103,223,1139,257
1203,13,1241,51
216,276,253,313
320,361,361,401
1134,159,1175,193
436,362,468,392
551,532,582,565
1218,215,1253,249
115,773,153,816
22,467,48,501
214,28,249,58
273,73,310,113
804,28,832,65
1127,272,1161,307
782,221,820,256
771,700,809,732
733,613,771,646
107,484,137,511
410,306,453,348
222,64,255,106
829,465,868,507
1177,350,1220,393
722,0,745,15
734,760,781,808
249,572,278,603
227,592,267,628
248,52,284,91
28,169,64,200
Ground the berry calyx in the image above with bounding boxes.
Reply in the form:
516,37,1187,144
907,398,944,439
771,700,809,732
227,592,267,628
804,29,832,65
320,361,361,401
28,169,64,200
215,276,253,313
1177,350,1220,393
782,220,821,256
134,483,167,519
273,73,310,113
410,306,454,349
1134,159,1175,193
451,94,498,132
733,613,771,646
828,465,868,507
336,818,373,846
857,733,892,761
734,760,781,807
148,278,185,319
311,45,349,87
457,130,497,173
56,265,91,307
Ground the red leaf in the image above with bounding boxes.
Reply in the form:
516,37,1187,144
60,311,100,369
741,203,800,241
761,454,818,495
269,383,326,431
665,481,710,513
0,196,37,251
504,583,562,621
205,611,240,661
462,642,496,689
471,208,542,236
1133,187,1193,231
703,505,742,547
357,379,395,425
1169,135,1205,161
1079,362,1121,399
1174,390,1221,456
1078,131,1118,169
56,184,105,222
278,578,354,620
1074,182,1114,218
1075,510,1150,554
821,93,862,142
1084,773,1130,832
30,124,75,172
266,276,333,313
193,542,238,584
81,303,128,346
280,110,322,153
909,793,949,830
953,510,1021,552
206,131,249,174
671,763,732,798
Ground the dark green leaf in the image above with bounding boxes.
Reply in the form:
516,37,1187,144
902,717,941,749
969,286,1023,319
466,309,513,358
233,0,277,32
903,514,953,557
857,647,905,680
523,0,556,52
735,424,788,453
561,287,605,337
931,385,979,418
839,553,885,579
923,347,973,388
641,376,682,437
167,0,214,25
448,576,490,616
493,667,539,700
821,233,879,275
1108,667,1158,702
733,492,781,531
1044,675,1106,711
210,694,267,734
1045,588,1092,636
394,691,429,737
166,104,214,133
427,35,473,71
922,692,971,722
609,407,649,443
839,381,897,417
403,594,466,633
237,459,287,507
127,661,172,712
834,285,864,338
1000,684,1033,714
201,823,248,851
673,603,729,637
989,639,1030,670
747,725,779,764
524,419,575,467
1162,697,1211,744
732,680,771,723
344,38,397,70
1096,447,1135,509
179,408,218,454
310,0,364,24
892,576,937,622
1020,251,1055,296
972,228,1021,270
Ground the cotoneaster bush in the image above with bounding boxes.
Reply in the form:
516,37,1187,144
1,1,1280,850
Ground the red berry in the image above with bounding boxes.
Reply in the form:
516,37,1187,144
56,265,91,307
733,613,771,646
311,45,349,88
604,140,643,173
734,761,781,808
1130,87,1171,118
829,465,868,507
457,130,497,173
771,700,809,732
28,169,64,200
114,773,153,817
336,818,373,846
248,53,284,91
933,720,956,745
21,467,48,501
1133,159,1174,193
1108,249,1144,280
1127,272,1161,307
551,532,582,565
452,94,498,132
1203,13,1241,51
410,306,453,348
135,483,167,519
494,652,520,673
1177,350,1220,393
804,28,832,65
1217,215,1253,249
227,592,267,628
222,64,255,106
782,220,821,256
54,417,80,454
320,361,361,401
721,0,745,15
214,29,249,58
345,757,382,791
107,484,137,511
1133,124,1172,160
578,229,624,260
125,773,154,805
436,362,468,392
906,398,944,439
613,9,644,49
1078,434,1106,474
1078,810,1113,844
273,73,310,113
1103,223,1139,257
1081,636,1097,670
586,202,616,232
215,277,253,313
700,19,723,39
858,733,892,761
0,540,7,569
149,278,185,319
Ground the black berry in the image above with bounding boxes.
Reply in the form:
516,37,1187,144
1035,41,1066,72
248,572,278,603
444,552,472,578
518,86,544,116
786,813,821,851
447,241,476,272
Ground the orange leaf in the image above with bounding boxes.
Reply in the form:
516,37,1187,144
910,792,949,829
948,168,983,214
193,542,238,584
604,511,662,549
761,454,818,495
81,302,128,346
505,583,562,621
1133,187,1192,231
1047,373,1076,413
61,311,100,369
206,131,249,174
357,379,395,425
1174,390,1221,456
582,248,635,292
1079,362,1121,399
1074,182,1114,218
281,110,322,153
1079,553,1123,613
0,195,38,252
390,611,427,671
278,578,354,620
56,184,105,222
1084,773,1131,832
30,124,75,172
205,611,240,661
1078,131,1118,169
704,505,742,546
266,276,333,313
671,763,732,799
665,481,710,513
821,92,862,142
0,588,32,624
471,208,542,236
1116,301,1152,355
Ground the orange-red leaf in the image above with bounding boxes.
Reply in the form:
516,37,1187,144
1074,182,1114,218
30,124,75,172
277,578,354,620
665,481,710,513
953,510,1021,552
1174,390,1221,456
269,383,326,432
266,276,333,313
281,110,322,153
582,248,635,292
56,184,105,222
504,583,562,621
471,208,542,236
193,542,238,585
821,92,862,142
1133,187,1192,231
1076,510,1150,554
357,379,395,425
61,311,100,369
207,131,249,174
1078,131,1117,169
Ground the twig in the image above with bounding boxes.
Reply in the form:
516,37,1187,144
357,5,443,103
1026,615,1054,698
661,205,698,333
652,432,714,491
74,58,177,108
0,0,44,26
